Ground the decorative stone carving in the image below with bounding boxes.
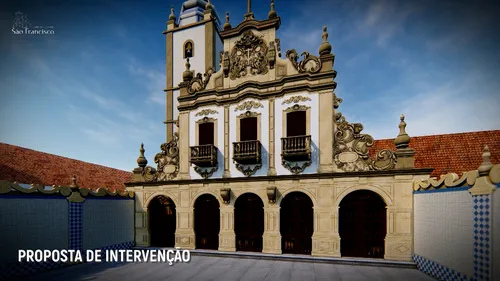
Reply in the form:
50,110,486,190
266,186,277,203
193,166,218,179
195,109,218,117
285,49,322,74
229,30,269,80
284,104,309,113
235,163,262,177
282,95,311,105
234,100,263,111
187,67,215,94
267,41,276,69
142,132,180,181
223,51,230,78
275,38,281,57
282,160,311,174
220,188,231,204
333,93,342,109
237,110,259,119
333,112,396,172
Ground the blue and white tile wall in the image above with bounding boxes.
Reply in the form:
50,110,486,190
472,195,492,281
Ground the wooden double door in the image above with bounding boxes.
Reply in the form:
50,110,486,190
339,190,386,258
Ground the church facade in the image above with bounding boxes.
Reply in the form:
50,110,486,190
127,0,433,261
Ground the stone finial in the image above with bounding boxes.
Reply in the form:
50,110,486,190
318,26,332,55
223,12,232,30
137,143,148,168
395,114,410,149
268,0,277,19
478,145,493,176
182,57,193,81
244,0,254,20
168,5,176,21
70,175,78,189
205,0,213,11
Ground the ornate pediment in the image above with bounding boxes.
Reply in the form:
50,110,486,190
187,67,215,94
142,133,180,181
227,30,270,80
333,110,396,172
285,49,322,74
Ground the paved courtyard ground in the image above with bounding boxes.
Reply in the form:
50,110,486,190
21,255,436,281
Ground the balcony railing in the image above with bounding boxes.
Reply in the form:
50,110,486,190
281,135,311,162
233,140,262,165
190,144,217,167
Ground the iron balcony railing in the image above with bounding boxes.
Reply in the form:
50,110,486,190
233,140,262,165
190,144,217,167
281,135,311,161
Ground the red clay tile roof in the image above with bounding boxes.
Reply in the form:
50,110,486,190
0,142,133,191
371,130,500,178
1,130,499,189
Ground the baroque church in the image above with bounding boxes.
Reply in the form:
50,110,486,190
126,0,471,261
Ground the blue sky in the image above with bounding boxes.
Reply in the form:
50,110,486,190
1,0,499,171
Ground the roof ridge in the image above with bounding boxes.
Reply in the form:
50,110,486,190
373,129,500,142
0,142,132,174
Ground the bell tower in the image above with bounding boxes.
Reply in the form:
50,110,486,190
163,0,223,141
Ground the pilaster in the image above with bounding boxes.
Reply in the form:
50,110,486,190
174,207,195,249
267,98,277,176
218,205,236,251
178,111,191,180
263,205,281,254
317,90,333,173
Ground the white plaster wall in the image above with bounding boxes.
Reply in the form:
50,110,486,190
274,92,319,175
229,99,270,177
414,190,474,277
189,106,225,179
0,198,68,264
493,187,500,281
83,199,134,250
173,25,205,87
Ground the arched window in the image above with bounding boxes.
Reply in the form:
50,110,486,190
184,40,194,58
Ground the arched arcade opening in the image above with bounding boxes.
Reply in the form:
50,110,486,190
194,194,220,250
339,190,387,258
280,191,314,255
235,193,264,252
148,195,176,247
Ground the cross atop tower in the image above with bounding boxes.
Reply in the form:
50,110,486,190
244,0,254,20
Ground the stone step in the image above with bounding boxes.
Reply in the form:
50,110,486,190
134,247,417,269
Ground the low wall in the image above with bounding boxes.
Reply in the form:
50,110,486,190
0,181,135,280
413,162,500,281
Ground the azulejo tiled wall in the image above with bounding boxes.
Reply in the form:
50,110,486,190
413,162,500,281
0,181,136,281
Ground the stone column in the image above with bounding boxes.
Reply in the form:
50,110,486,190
318,90,333,173
218,205,236,251
178,111,191,180
223,106,231,178
267,98,277,176
262,205,281,254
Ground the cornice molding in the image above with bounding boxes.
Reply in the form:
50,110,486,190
219,17,281,39
125,168,435,187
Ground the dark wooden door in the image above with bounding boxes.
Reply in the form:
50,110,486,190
149,196,176,247
339,190,386,258
194,194,220,250
235,193,264,252
240,117,258,141
280,192,313,255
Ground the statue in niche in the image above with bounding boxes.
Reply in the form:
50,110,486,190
184,41,193,58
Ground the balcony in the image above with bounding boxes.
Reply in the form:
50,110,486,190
233,140,262,165
281,135,311,162
190,144,218,167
